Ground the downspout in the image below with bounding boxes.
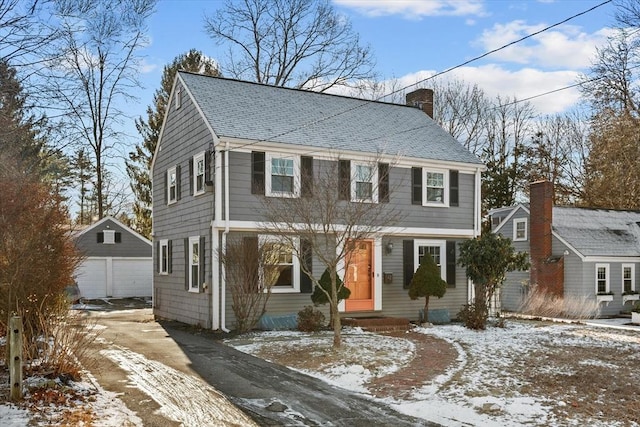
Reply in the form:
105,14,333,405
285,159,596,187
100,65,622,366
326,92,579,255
469,166,483,303
220,141,231,332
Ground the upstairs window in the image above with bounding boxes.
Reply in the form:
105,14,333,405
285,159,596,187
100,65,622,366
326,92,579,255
266,154,299,197
175,85,182,109
352,163,377,203
167,166,177,204
425,170,447,205
193,152,206,195
513,218,527,241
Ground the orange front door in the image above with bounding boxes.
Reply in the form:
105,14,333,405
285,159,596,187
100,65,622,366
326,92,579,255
345,240,374,312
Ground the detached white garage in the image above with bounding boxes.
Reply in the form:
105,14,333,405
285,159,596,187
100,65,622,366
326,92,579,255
75,217,152,299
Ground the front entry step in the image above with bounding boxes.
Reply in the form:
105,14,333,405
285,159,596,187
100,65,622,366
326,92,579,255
342,316,411,332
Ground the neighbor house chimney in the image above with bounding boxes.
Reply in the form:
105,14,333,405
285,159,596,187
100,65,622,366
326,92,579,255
529,180,564,296
406,88,434,119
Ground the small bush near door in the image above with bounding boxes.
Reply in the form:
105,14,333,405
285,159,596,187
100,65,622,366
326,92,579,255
297,306,325,332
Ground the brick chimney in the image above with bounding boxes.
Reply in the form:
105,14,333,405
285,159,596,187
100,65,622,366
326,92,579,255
529,180,564,296
406,88,433,119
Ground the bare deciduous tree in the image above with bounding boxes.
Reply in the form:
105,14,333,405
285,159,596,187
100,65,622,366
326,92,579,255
260,157,402,348
40,0,156,219
204,0,375,92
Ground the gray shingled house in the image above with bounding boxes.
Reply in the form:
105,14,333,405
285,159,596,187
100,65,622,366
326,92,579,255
490,181,640,317
150,72,484,330
74,216,152,299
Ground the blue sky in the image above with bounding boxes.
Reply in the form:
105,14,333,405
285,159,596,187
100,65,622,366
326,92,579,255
132,0,617,121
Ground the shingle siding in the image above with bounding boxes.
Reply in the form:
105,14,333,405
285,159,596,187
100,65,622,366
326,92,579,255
76,219,151,257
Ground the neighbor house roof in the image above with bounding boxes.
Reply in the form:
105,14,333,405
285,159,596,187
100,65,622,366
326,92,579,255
552,207,640,257
178,72,483,166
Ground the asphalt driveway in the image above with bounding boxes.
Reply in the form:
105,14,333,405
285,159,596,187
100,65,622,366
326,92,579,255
84,307,435,426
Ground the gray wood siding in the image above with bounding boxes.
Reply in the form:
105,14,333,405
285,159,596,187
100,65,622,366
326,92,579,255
496,211,531,311
227,152,477,230
76,219,151,257
152,80,216,328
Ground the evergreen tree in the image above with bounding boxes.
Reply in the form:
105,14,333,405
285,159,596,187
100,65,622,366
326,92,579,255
126,49,220,237
408,253,447,322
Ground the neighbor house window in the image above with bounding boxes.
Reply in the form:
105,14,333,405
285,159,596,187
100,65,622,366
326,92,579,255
623,264,635,293
414,239,447,282
188,236,200,292
513,218,527,241
175,85,182,109
193,152,206,195
595,264,610,294
266,154,299,197
160,239,169,275
167,166,177,204
351,162,377,203
260,235,300,293
424,169,448,207
103,230,116,244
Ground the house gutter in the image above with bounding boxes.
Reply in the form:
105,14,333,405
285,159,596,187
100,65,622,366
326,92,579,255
220,141,231,333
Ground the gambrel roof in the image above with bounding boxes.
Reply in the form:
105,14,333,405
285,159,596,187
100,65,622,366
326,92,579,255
178,72,482,166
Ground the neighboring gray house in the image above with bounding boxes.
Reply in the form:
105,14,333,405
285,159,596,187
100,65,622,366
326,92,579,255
74,216,153,299
491,181,640,317
150,72,485,330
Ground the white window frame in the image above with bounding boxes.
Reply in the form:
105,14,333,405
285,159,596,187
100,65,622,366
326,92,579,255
167,166,177,204
193,151,206,196
423,168,449,207
259,235,300,293
595,263,610,294
622,264,635,293
103,230,116,244
266,153,300,198
188,236,200,293
513,218,528,241
351,162,378,203
414,239,447,282
175,85,182,109
160,239,169,275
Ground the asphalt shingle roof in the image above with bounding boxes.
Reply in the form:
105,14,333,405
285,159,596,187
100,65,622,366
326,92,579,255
179,72,482,165
552,206,640,257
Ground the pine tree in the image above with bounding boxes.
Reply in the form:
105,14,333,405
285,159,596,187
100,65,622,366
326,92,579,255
408,253,447,322
126,49,220,237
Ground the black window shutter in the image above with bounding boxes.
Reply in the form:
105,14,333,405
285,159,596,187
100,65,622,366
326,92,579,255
301,156,313,198
251,151,265,195
205,151,213,185
115,232,122,243
450,170,459,207
184,238,189,290
412,167,422,205
97,232,104,243
403,240,414,289
189,158,194,195
156,241,160,273
168,240,173,273
338,160,351,200
199,235,206,292
300,239,313,293
176,165,182,200
446,241,456,287
378,162,389,203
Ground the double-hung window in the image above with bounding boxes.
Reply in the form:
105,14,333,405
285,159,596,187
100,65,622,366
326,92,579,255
414,239,447,281
188,236,200,292
623,264,635,293
424,168,448,206
193,152,206,195
160,239,169,275
513,218,527,241
167,166,177,204
596,264,610,294
260,235,300,293
266,154,299,197
352,163,377,203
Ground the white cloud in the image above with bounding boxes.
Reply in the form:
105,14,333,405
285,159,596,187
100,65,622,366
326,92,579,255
388,65,581,115
333,0,487,19
138,58,158,74
474,21,612,69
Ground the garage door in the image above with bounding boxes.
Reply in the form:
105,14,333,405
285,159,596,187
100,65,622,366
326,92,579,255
76,257,152,299
76,258,108,299
112,259,152,298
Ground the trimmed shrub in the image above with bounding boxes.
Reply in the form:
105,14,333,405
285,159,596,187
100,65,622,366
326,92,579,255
297,306,326,332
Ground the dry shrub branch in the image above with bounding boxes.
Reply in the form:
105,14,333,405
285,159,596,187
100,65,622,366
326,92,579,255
518,284,600,319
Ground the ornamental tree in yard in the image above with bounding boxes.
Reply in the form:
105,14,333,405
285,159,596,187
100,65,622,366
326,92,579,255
458,232,529,329
408,253,447,322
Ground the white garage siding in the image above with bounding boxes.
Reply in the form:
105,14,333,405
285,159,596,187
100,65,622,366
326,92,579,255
76,257,152,299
